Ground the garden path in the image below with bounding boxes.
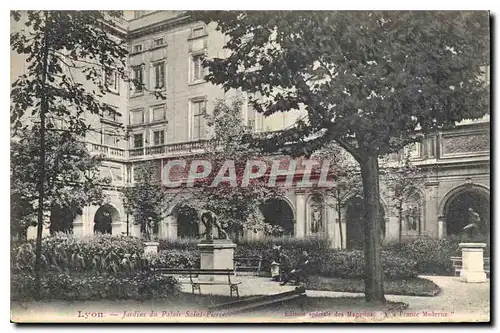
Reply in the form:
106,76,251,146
196,275,490,322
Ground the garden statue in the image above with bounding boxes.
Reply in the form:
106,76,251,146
311,202,323,233
462,208,482,242
200,210,229,241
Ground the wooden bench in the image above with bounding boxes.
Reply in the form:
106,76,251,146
234,256,263,276
155,268,241,298
450,256,490,277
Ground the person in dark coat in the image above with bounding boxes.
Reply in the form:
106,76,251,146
278,251,292,285
280,251,310,286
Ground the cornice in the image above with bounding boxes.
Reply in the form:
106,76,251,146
126,14,195,40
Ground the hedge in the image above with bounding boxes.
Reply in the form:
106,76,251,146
11,234,145,274
11,271,180,301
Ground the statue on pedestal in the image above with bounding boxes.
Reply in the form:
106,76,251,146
462,208,482,242
200,210,229,241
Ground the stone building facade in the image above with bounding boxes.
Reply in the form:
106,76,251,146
19,11,490,248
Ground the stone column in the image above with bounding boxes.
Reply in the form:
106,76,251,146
437,215,445,239
325,197,337,248
295,192,306,237
459,243,487,283
111,221,123,236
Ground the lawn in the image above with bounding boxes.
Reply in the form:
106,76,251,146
305,275,441,297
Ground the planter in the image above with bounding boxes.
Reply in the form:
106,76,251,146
144,241,159,255
458,243,487,283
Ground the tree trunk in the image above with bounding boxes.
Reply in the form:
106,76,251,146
336,198,343,249
360,155,386,303
34,13,50,299
398,203,403,245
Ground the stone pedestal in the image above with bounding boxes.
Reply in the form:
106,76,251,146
459,243,487,283
144,241,159,255
197,239,236,281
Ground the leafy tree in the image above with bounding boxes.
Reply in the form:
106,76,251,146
11,130,110,239
121,161,172,241
381,148,428,245
180,97,284,238
312,142,362,249
195,11,489,303
10,10,129,296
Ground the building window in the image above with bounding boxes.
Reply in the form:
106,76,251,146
190,54,204,82
151,105,166,122
103,108,121,122
103,133,120,147
133,44,143,53
191,26,205,39
153,130,165,146
130,109,144,125
104,69,119,93
152,62,165,89
192,100,206,140
132,66,144,92
134,11,147,19
153,38,164,47
133,133,143,148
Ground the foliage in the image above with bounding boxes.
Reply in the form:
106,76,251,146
121,161,172,241
198,11,489,157
315,250,418,280
386,236,468,275
168,97,284,236
11,234,145,274
11,10,129,136
10,130,110,238
381,150,428,243
11,271,180,301
312,142,362,248
195,10,489,301
159,237,200,252
147,250,200,269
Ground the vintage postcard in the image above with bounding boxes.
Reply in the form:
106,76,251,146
10,10,490,323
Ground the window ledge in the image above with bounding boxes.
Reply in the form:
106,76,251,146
149,44,167,52
188,33,208,41
188,80,206,87
150,119,168,125
128,123,146,129
130,91,144,98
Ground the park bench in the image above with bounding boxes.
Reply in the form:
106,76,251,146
450,256,490,277
234,256,263,276
155,268,241,298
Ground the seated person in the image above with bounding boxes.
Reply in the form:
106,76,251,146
280,251,310,286
270,245,282,281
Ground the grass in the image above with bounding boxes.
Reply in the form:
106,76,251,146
305,275,441,297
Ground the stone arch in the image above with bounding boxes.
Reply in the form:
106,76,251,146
439,184,490,236
438,183,490,217
259,197,296,236
171,204,200,239
94,203,121,234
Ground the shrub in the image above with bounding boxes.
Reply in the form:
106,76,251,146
11,271,181,301
316,250,418,280
158,237,199,252
147,249,200,269
11,234,145,274
388,236,461,275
